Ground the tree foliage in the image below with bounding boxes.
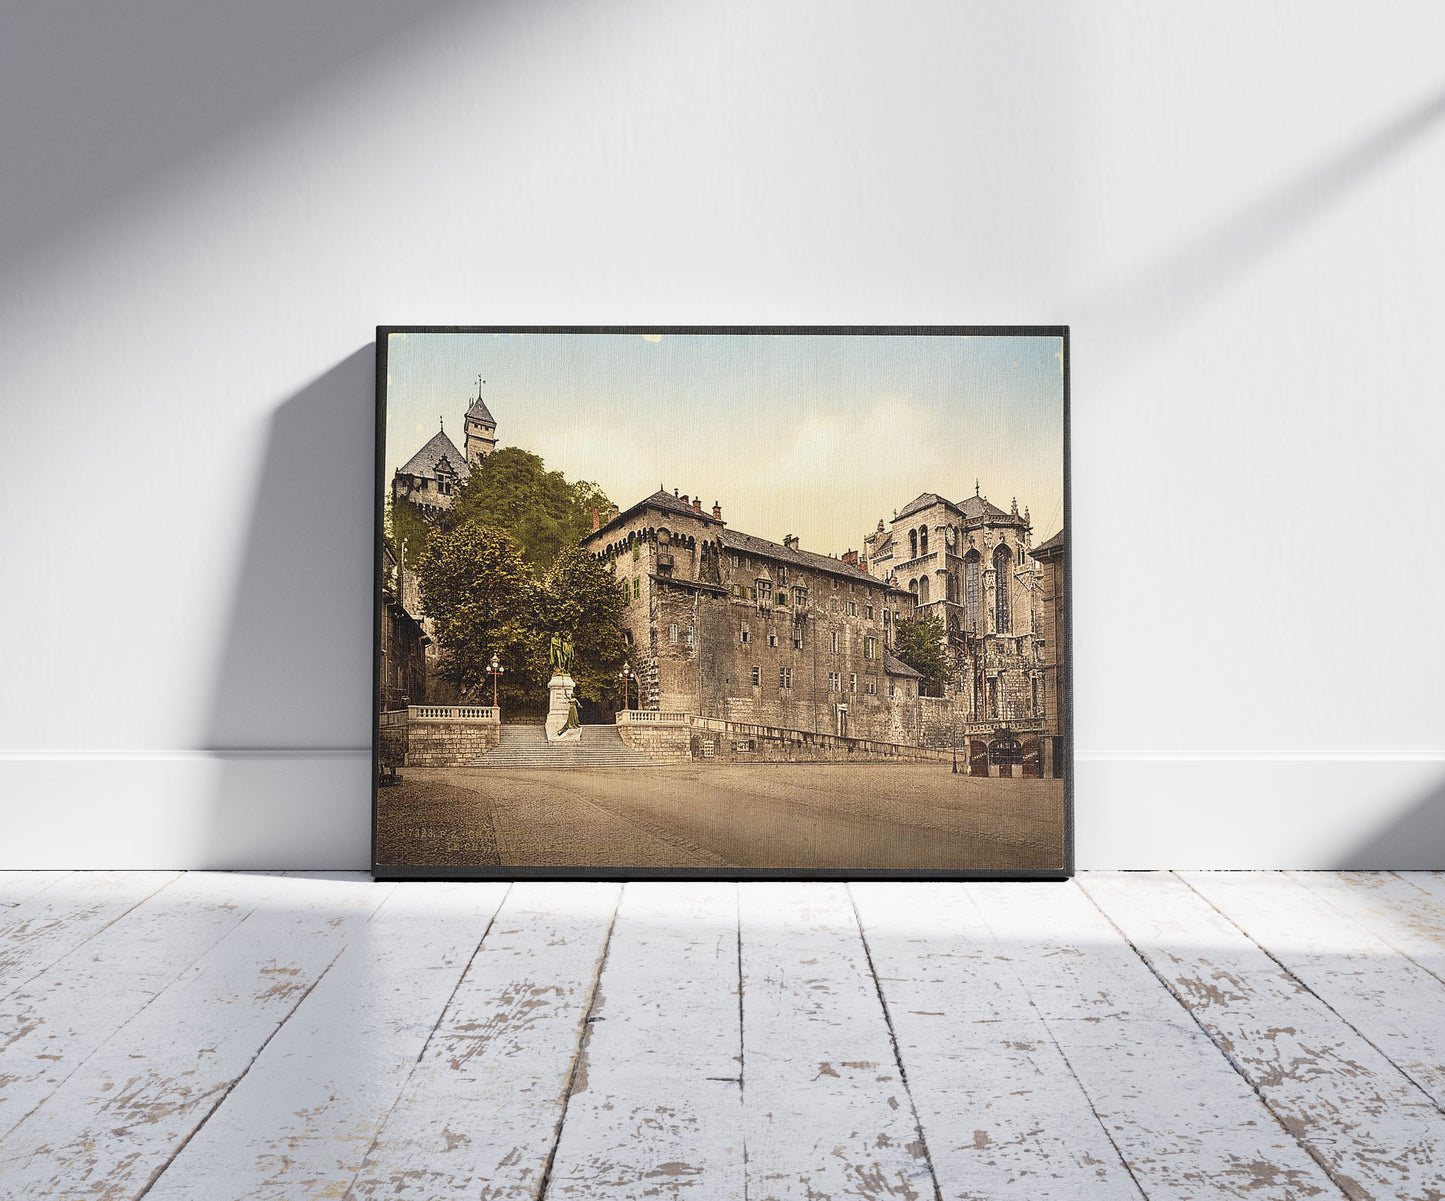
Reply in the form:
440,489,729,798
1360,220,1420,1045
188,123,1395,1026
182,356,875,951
892,614,950,696
410,450,625,718
417,524,543,705
446,447,609,568
386,494,432,568
536,546,630,709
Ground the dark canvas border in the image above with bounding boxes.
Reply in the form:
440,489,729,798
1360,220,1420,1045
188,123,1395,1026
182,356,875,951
371,325,1072,881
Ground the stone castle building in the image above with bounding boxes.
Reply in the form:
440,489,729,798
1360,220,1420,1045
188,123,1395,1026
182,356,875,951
390,378,497,515
862,486,1063,774
583,490,924,744
583,486,1066,775
386,378,500,703
384,380,1066,776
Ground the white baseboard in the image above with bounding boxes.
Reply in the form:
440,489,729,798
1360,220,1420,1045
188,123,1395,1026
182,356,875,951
0,752,371,870
0,753,1441,870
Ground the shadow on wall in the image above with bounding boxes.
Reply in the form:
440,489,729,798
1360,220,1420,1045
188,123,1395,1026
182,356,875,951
0,0,473,281
1078,82,1445,375
1336,771,1445,871
201,347,376,869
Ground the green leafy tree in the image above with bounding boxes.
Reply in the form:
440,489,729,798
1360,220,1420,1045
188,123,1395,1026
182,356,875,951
386,494,432,568
417,523,543,706
536,546,630,712
893,614,950,696
446,447,609,568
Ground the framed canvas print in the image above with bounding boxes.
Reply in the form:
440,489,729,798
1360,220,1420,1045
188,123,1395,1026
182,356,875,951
373,326,1071,879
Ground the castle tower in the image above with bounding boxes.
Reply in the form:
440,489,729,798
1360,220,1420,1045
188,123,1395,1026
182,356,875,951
464,374,498,466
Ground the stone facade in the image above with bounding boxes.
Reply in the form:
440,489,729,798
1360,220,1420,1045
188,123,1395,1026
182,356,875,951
864,487,1061,774
1030,528,1068,777
403,709,501,766
587,485,1066,777
616,714,955,765
390,380,498,515
380,541,429,711
584,490,925,744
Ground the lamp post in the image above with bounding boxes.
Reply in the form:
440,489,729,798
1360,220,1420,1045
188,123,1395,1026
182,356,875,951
488,654,504,709
617,664,635,712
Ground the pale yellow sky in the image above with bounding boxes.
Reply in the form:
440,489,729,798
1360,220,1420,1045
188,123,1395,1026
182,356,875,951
386,331,1065,556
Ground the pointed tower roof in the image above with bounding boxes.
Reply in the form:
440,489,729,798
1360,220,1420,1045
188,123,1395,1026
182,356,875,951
398,427,470,481
466,375,495,425
958,493,1010,520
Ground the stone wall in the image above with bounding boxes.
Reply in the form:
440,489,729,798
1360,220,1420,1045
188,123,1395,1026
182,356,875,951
619,715,952,766
615,722,692,764
404,716,500,767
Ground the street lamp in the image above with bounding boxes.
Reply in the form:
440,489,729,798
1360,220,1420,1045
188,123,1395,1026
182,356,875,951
617,664,636,711
488,654,505,709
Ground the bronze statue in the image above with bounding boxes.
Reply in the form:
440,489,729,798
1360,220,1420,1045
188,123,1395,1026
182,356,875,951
562,693,581,733
548,631,575,677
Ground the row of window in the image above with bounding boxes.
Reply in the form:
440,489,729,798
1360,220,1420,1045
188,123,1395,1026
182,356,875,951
911,544,1017,633
746,622,881,659
741,667,907,699
727,554,876,598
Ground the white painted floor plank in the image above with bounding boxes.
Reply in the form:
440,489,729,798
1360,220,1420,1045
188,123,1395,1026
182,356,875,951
144,880,511,1200
1084,871,1445,1200
1184,870,1445,1112
345,881,621,1200
0,871,288,1140
1289,872,1445,981
972,881,1341,1200
851,882,1143,1200
0,873,390,1199
544,881,745,1198
4,871,1445,1201
0,871,68,908
740,882,938,1201
0,871,182,1000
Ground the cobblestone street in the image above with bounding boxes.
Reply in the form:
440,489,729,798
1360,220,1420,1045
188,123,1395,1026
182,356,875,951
376,763,1065,871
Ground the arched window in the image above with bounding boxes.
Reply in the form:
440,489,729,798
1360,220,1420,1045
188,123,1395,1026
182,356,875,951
946,572,957,604
909,578,919,598
919,527,929,556
909,529,918,558
918,574,931,604
963,550,981,633
993,543,1012,632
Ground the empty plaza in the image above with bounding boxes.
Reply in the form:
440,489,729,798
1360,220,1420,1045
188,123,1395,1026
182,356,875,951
376,763,1065,872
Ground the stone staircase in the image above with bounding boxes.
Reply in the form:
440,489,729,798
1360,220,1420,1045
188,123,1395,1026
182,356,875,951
469,724,659,768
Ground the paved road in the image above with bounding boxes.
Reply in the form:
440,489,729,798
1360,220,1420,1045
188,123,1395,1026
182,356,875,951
376,764,1065,872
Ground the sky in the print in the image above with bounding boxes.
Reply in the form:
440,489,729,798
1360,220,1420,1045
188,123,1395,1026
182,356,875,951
385,331,1065,556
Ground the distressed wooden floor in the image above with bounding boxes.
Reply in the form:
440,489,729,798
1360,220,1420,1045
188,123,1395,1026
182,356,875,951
2,873,1444,1199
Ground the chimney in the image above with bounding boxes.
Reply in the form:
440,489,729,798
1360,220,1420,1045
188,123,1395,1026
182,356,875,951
842,549,858,566
712,501,721,520
691,497,702,514
607,504,619,524
591,505,600,533
783,534,799,551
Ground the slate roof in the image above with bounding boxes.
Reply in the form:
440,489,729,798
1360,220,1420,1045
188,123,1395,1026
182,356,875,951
397,429,470,482
884,652,922,679
586,490,725,542
895,492,960,521
958,493,1011,521
466,395,496,425
720,528,892,589
895,491,1015,523
1031,528,1065,558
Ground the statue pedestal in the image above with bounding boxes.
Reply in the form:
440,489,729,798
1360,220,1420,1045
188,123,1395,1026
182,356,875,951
545,675,581,741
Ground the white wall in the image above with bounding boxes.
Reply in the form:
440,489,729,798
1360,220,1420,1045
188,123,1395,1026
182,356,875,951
3,1,1442,869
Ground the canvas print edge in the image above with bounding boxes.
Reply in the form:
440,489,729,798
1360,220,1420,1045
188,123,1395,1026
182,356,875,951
370,325,1072,881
